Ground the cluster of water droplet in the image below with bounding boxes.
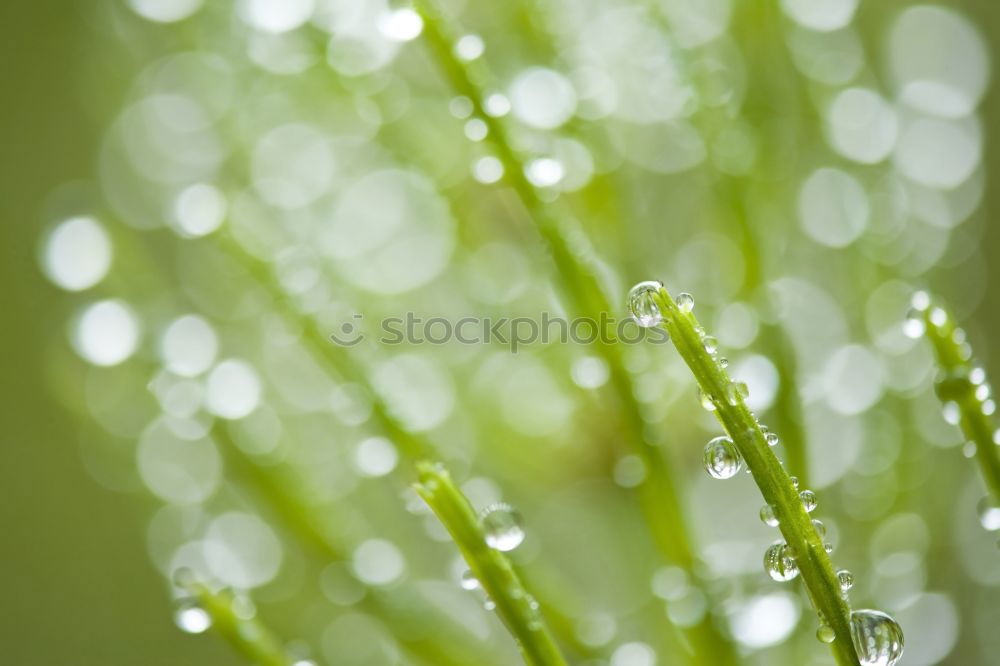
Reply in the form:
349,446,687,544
452,503,530,613
629,283,904,664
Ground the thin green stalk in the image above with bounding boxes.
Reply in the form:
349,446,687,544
412,4,738,663
178,580,294,666
414,462,568,666
915,295,1000,505
651,284,860,666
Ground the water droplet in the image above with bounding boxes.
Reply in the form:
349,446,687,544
763,542,799,582
790,476,800,489
760,504,779,527
481,503,525,551
454,34,484,61
962,441,977,459
970,367,987,385
765,432,779,447
703,336,719,355
824,542,834,554
837,569,855,592
174,599,211,634
699,388,718,412
719,357,729,368
812,519,826,537
627,281,664,328
902,309,925,339
850,609,904,666
942,401,961,425
676,292,694,312
976,384,991,401
983,400,996,416
800,490,818,512
726,381,749,406
929,307,947,328
911,290,930,311
978,496,1000,531
484,599,496,611
703,436,743,480
460,569,480,590
817,624,836,644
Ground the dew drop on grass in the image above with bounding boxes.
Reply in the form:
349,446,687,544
719,357,729,368
765,432,779,447
928,307,947,328
970,367,986,385
837,569,855,592
460,569,480,590
942,401,961,425
760,504,779,527
699,388,717,412
481,503,525,551
850,610,904,666
703,335,719,355
817,624,836,644
703,436,743,479
676,292,694,312
627,281,664,328
978,496,1000,531
800,490,818,512
790,476,800,489
726,381,749,406
824,542,834,554
174,599,211,634
812,519,826,537
962,441,977,459
484,599,496,611
911,290,930,311
763,542,799,582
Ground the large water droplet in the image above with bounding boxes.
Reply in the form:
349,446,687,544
763,542,799,582
760,504,779,527
703,436,743,479
817,624,836,644
174,599,211,634
627,281,664,328
481,503,525,551
978,496,1000,531
800,490,818,512
850,609,904,666
765,432,779,447
676,292,694,313
837,569,855,592
726,381,749,406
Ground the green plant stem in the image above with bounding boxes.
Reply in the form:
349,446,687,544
652,284,860,666
412,5,739,664
181,582,294,666
414,461,568,666
919,299,1000,505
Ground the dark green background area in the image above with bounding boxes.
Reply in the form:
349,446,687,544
1,1,999,665
0,2,237,663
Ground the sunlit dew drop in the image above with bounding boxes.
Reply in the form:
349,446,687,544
481,503,525,551
760,504,779,527
812,519,826,538
454,34,484,61
977,497,1000,531
699,388,718,412
483,92,511,118
161,314,218,377
763,542,799,582
449,96,473,119
928,307,947,328
790,476,800,490
780,0,858,32
703,436,743,480
174,183,226,237
472,156,504,184
982,400,997,416
377,8,423,42
676,292,694,313
838,569,855,592
627,281,664,328
43,216,112,292
460,569,480,590
962,441,977,459
726,381,749,406
902,309,925,339
525,157,565,187
174,599,211,634
849,610,904,666
970,367,987,385
72,299,141,367
817,624,836,644
911,290,931,312
463,118,488,142
800,490,818,512
205,359,261,419
765,432,779,447
702,336,719,355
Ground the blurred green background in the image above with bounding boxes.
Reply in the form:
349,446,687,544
3,1,1000,665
